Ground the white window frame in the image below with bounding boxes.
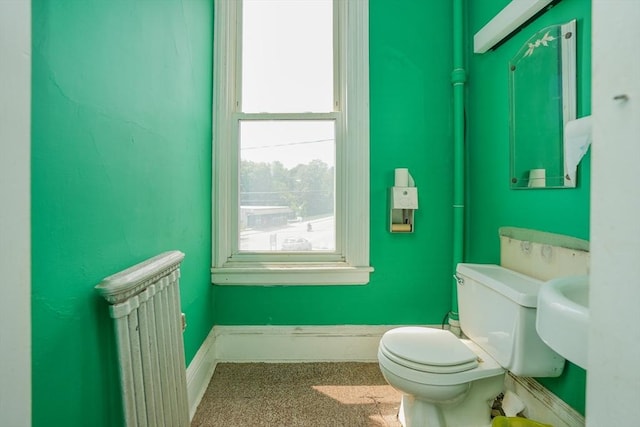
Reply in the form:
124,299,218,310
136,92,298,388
211,0,371,285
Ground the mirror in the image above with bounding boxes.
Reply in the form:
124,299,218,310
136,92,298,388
509,20,577,189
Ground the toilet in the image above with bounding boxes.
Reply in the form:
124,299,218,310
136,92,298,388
377,263,565,427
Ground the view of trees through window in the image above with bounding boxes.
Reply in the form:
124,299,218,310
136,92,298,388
239,157,335,252
240,159,334,219
238,119,336,252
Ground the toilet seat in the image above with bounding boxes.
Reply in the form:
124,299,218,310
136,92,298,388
378,327,505,386
380,327,479,374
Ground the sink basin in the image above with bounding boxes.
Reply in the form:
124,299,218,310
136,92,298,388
536,275,589,369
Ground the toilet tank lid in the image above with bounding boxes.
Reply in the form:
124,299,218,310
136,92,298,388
456,263,542,307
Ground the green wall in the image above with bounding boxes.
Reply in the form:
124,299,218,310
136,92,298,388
31,1,214,426
465,0,591,415
212,0,455,326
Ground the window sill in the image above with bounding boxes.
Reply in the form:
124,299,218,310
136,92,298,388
211,262,374,286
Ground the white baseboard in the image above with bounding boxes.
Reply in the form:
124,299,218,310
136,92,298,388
212,325,406,362
186,327,218,421
505,373,585,427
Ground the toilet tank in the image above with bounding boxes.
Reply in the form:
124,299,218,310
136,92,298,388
455,263,564,377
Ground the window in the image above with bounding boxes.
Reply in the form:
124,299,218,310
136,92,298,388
212,0,371,285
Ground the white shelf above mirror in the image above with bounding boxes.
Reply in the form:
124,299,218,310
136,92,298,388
474,0,559,53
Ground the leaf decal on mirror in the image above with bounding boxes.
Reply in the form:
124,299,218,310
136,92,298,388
524,31,556,57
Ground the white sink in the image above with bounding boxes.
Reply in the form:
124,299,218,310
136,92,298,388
536,275,589,369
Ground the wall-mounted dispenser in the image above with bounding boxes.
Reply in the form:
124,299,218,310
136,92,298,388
390,168,418,233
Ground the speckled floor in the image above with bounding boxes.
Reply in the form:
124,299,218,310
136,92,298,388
191,362,403,427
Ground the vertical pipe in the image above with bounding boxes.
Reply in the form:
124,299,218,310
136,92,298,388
450,0,466,332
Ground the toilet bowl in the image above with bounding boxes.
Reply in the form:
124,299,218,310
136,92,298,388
377,264,565,427
378,327,504,427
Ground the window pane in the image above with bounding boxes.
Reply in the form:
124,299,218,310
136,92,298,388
239,120,335,252
241,0,334,113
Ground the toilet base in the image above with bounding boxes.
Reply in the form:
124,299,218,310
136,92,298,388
396,374,505,427
399,395,446,427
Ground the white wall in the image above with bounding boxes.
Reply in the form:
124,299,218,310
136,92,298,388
0,1,32,425
587,1,640,425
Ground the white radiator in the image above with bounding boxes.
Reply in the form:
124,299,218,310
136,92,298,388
96,251,189,427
